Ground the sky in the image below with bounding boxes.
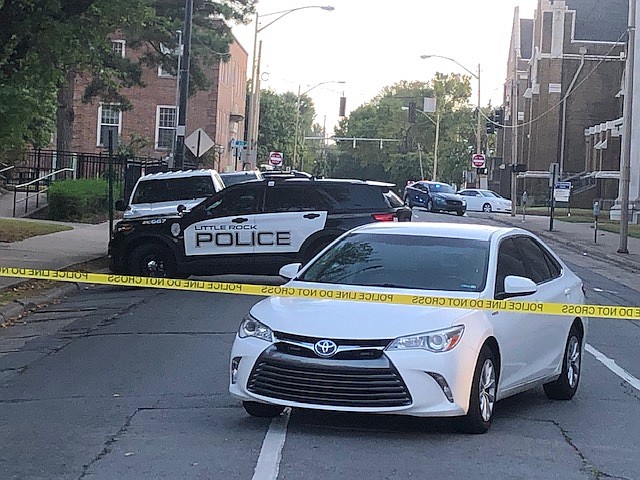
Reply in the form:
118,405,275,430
232,0,540,134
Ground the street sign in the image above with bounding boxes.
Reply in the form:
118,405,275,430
185,128,214,158
232,140,247,147
554,181,571,202
269,151,283,166
471,153,486,168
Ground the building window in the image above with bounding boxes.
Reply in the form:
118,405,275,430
97,104,121,147
111,40,126,58
158,43,176,78
156,106,177,150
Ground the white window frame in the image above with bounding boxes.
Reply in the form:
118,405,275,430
111,40,126,58
155,105,177,150
96,104,122,148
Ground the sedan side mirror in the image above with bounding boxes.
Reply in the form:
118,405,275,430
498,275,538,300
279,263,302,280
115,199,126,211
177,204,187,213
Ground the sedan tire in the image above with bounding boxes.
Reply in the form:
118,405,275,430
482,203,492,213
543,325,582,400
243,401,285,418
458,345,497,434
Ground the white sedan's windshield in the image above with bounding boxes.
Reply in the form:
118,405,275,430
299,233,489,292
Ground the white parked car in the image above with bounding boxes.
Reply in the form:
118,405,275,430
116,169,225,219
229,222,587,433
458,189,512,213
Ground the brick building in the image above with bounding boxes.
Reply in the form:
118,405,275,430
497,0,627,208
69,33,248,172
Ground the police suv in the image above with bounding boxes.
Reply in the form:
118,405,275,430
108,178,412,277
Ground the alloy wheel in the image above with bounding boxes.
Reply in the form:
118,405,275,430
479,358,496,422
566,336,581,389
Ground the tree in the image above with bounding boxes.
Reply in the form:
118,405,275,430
330,75,476,189
0,0,255,155
256,89,315,168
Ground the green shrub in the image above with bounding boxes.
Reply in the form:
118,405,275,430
48,178,109,221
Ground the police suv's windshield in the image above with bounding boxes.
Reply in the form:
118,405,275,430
298,233,489,292
132,177,216,203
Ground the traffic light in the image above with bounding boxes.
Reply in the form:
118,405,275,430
493,108,504,129
339,96,346,117
486,112,496,134
408,101,417,123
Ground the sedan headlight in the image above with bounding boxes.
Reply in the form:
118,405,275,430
238,315,274,342
386,326,464,353
433,195,446,204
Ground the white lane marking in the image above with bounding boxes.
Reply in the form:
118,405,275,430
586,343,640,392
252,408,291,480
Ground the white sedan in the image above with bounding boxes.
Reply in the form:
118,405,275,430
458,188,512,213
229,223,587,433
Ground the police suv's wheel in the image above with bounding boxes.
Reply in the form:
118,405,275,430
243,401,285,418
543,325,582,400
130,244,176,278
458,345,497,434
456,210,465,217
482,203,492,213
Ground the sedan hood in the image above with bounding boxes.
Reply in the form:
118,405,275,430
433,192,463,201
250,284,479,340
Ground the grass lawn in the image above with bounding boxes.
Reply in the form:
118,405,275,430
520,207,640,239
0,218,73,243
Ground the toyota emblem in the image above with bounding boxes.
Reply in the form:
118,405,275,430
314,339,338,358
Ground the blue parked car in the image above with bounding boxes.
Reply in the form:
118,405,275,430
403,181,466,216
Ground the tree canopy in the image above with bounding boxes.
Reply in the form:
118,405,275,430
0,0,255,155
326,74,479,190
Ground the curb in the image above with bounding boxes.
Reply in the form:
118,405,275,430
0,283,81,326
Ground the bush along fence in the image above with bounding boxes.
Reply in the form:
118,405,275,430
6,149,169,217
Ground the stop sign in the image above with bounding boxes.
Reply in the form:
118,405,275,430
471,154,486,168
269,151,283,166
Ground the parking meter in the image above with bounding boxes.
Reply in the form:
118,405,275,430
593,201,600,244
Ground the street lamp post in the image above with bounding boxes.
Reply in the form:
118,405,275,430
420,55,482,180
293,80,345,170
246,5,335,168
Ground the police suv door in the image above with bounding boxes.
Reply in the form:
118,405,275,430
182,184,264,274
255,182,329,269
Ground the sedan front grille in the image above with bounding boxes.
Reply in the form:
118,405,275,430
247,348,412,408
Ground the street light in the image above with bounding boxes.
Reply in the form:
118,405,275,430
246,5,335,169
420,54,482,178
293,80,345,170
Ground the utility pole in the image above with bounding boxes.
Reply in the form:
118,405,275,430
619,0,636,254
174,0,193,170
510,76,519,217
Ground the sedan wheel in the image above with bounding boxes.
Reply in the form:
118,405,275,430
543,325,582,400
459,345,497,434
482,203,492,213
426,199,434,212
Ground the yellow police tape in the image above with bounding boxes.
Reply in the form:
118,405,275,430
1,266,639,320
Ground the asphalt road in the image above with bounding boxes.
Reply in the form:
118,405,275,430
0,211,639,480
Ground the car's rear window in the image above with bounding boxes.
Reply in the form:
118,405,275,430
298,232,489,292
318,184,393,212
132,177,216,203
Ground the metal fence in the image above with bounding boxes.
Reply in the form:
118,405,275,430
5,149,170,216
